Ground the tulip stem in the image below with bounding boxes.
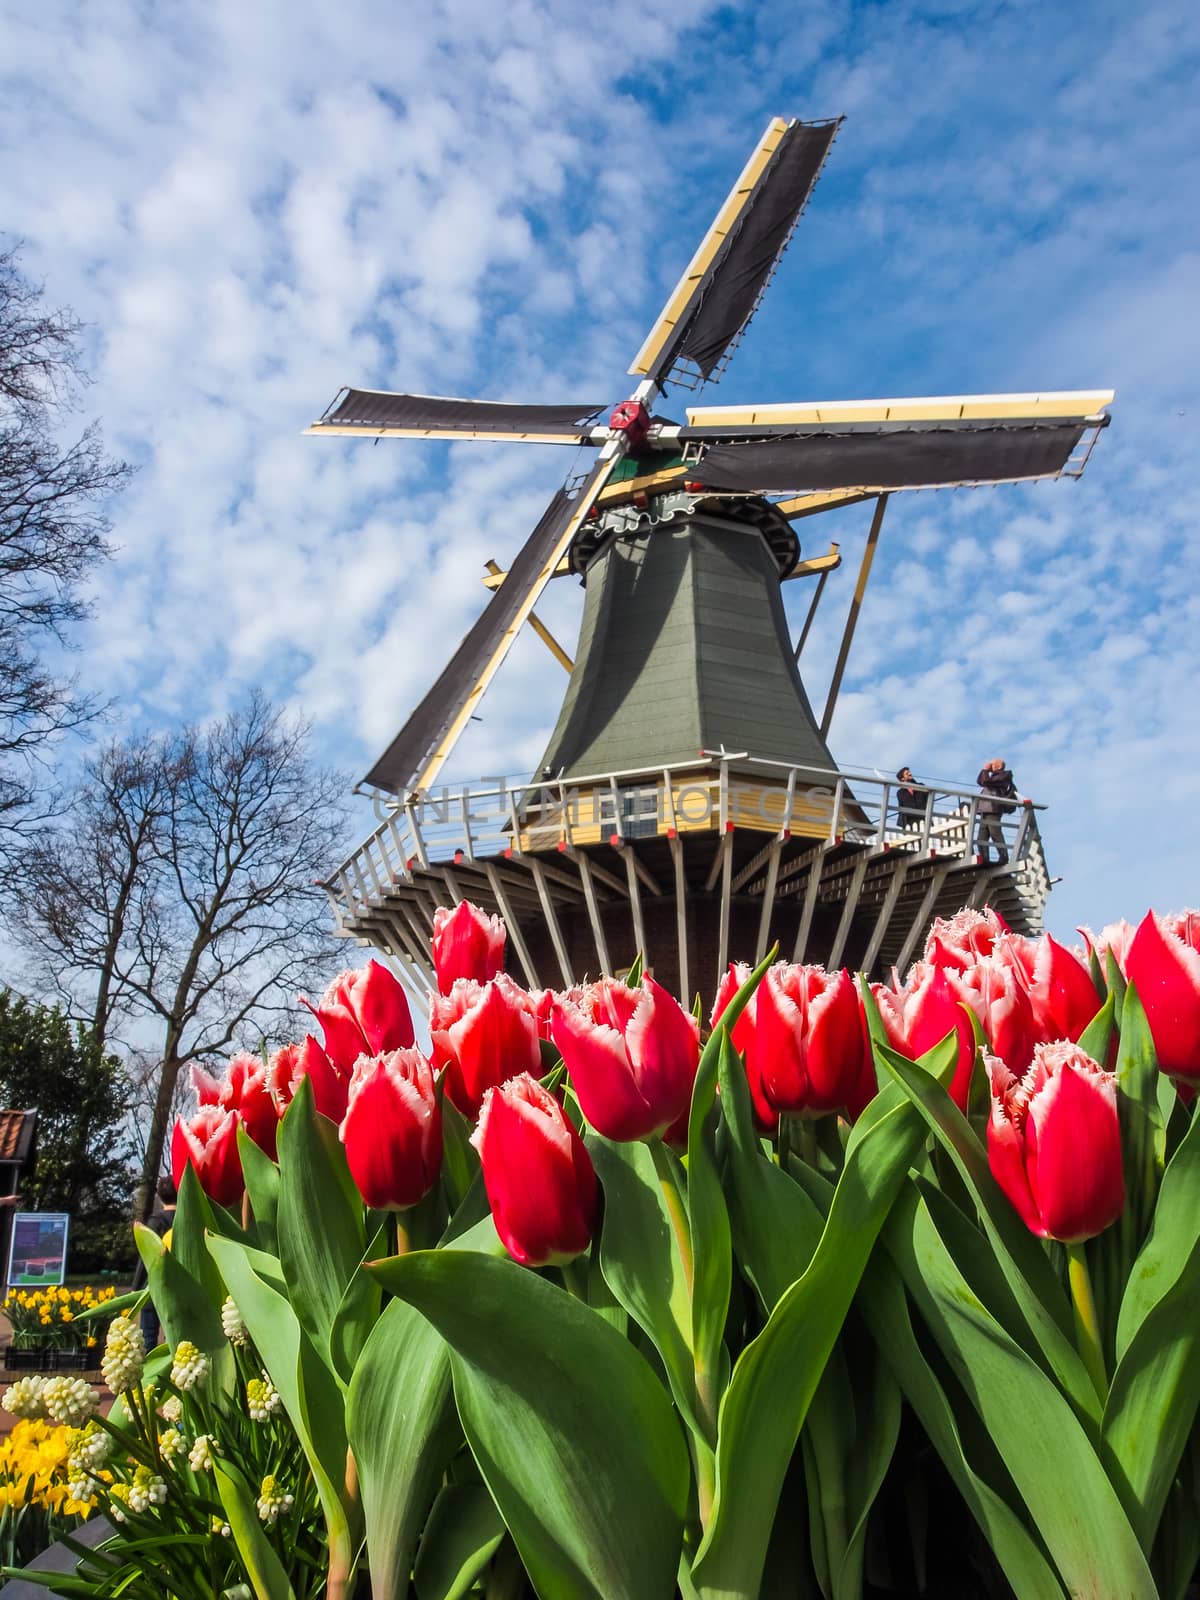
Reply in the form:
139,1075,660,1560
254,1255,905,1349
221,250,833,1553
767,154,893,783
1066,1242,1108,1399
559,1259,588,1303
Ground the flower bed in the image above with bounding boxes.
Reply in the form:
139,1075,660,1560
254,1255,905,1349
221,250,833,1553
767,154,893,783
3,1287,116,1359
5,902,1198,1598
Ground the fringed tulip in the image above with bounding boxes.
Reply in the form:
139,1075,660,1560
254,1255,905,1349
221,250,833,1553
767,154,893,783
301,959,414,1073
471,1074,597,1267
171,1104,243,1208
752,963,867,1118
711,962,777,1131
552,976,699,1142
1125,909,1200,1081
339,1049,442,1210
985,1042,1124,1241
996,933,1102,1048
873,962,976,1111
431,901,506,993
191,1053,279,1158
1079,919,1137,979
945,958,1038,1074
433,974,541,1120
267,1035,351,1124
923,906,1011,972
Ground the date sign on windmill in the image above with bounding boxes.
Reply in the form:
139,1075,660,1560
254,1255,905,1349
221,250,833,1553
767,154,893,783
310,116,1112,1008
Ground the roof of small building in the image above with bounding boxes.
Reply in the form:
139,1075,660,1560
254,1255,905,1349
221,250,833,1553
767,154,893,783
0,1110,37,1168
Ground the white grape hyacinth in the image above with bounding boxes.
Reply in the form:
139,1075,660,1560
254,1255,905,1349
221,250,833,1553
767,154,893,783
256,1474,294,1526
2,1375,48,1419
220,1295,249,1346
245,1372,282,1422
188,1434,215,1473
41,1376,99,1427
101,1314,146,1394
169,1340,210,1392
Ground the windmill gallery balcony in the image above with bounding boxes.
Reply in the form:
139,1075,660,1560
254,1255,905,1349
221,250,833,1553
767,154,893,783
322,754,1050,1010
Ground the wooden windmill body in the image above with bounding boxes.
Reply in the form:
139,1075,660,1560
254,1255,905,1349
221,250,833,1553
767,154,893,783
311,117,1112,1009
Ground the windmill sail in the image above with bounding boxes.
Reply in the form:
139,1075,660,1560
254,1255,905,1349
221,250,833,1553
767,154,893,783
364,455,618,795
629,116,841,388
308,390,604,444
687,419,1104,494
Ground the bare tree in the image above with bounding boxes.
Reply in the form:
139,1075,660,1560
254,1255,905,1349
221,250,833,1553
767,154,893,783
15,693,349,1216
0,243,131,865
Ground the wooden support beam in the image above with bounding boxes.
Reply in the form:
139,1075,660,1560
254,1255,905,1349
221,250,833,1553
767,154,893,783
894,863,952,975
670,835,690,1005
483,560,574,672
828,850,869,969
821,493,889,737
484,862,541,988
619,845,648,966
574,850,612,978
754,835,784,962
860,858,911,974
526,856,574,987
793,847,828,962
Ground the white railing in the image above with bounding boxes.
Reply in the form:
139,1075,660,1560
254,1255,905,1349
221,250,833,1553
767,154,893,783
324,753,1045,924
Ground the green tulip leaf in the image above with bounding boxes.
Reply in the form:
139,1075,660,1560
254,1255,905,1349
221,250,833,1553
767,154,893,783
237,1129,280,1252
624,952,644,988
690,1081,929,1600
590,1134,703,1438
213,1457,297,1600
888,1184,1156,1598
413,1484,506,1600
1089,983,1169,1357
685,1029,735,1445
715,1022,825,1311
346,1296,458,1600
859,1249,1066,1600
371,1249,690,1600
134,1220,234,1396
1102,1103,1200,1552
875,1039,1100,1430
1077,991,1116,1068
276,1075,366,1381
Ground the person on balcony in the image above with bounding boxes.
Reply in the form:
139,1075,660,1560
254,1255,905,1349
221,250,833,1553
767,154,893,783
896,767,926,832
976,758,1021,864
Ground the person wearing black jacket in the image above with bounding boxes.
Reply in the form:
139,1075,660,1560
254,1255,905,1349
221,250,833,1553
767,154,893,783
895,767,926,831
977,758,1020,864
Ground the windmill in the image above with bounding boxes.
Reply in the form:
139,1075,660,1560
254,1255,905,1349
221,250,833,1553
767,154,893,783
311,115,1112,1008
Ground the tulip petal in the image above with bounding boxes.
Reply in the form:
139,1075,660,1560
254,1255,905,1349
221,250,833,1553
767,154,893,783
623,978,699,1131
352,960,417,1054
1025,1061,1124,1242
473,1076,596,1266
1126,911,1200,1079
552,1000,658,1141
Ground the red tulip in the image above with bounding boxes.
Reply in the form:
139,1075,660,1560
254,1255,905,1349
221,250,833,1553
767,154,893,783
301,960,414,1073
995,934,1102,1048
1079,919,1137,979
431,901,506,993
267,1035,351,1124
944,959,1038,1074
191,1053,279,1159
433,974,541,1120
552,976,699,1142
1125,910,1200,1081
528,984,586,1041
985,1041,1124,1241
711,962,777,1131
171,1104,244,1208
923,906,1011,972
471,1073,597,1266
339,1049,442,1210
752,963,867,1118
873,962,976,1111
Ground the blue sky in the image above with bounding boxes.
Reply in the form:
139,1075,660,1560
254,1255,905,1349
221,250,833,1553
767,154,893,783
1,0,1197,948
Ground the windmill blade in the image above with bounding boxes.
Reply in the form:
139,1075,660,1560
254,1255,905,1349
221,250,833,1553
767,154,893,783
364,455,619,796
628,115,841,390
676,390,1113,494
308,388,606,445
